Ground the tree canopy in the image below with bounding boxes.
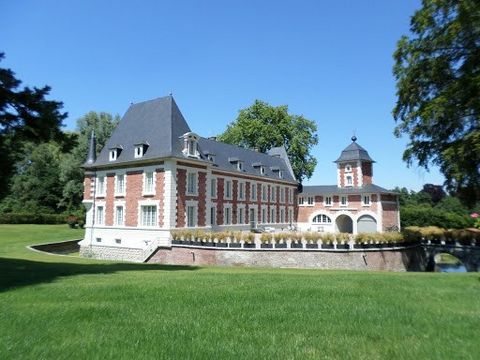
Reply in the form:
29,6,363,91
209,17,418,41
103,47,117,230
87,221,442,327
0,53,67,199
218,100,318,183
393,0,480,206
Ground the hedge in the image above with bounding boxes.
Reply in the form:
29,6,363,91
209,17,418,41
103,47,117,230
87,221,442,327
0,213,67,224
401,206,473,229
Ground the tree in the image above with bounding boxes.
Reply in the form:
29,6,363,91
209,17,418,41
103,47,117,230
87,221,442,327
59,112,120,210
218,100,318,182
393,0,480,206
0,52,67,199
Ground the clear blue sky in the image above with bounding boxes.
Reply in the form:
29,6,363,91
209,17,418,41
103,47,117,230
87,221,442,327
1,0,444,190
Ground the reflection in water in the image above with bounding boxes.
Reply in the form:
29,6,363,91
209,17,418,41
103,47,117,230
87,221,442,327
435,263,467,272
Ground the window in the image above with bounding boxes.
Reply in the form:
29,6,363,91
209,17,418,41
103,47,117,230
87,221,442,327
298,197,304,205
270,186,276,202
238,182,245,200
307,196,314,205
262,185,267,201
115,174,125,195
262,208,266,223
270,208,276,223
224,207,231,225
96,237,102,243
187,172,197,195
345,165,352,172
278,170,283,179
141,205,157,226
210,178,217,198
188,140,196,156
225,180,232,199
115,238,122,244
238,208,244,224
237,162,243,171
280,188,285,203
346,175,353,186
115,206,124,226
144,171,154,194
324,196,332,206
289,188,294,204
251,183,257,201
341,196,348,206
96,205,104,225
312,214,332,224
187,205,196,227
260,166,265,175
210,206,216,225
96,176,105,196
280,209,285,223
363,195,371,206
135,145,144,158
288,208,293,223
109,149,118,161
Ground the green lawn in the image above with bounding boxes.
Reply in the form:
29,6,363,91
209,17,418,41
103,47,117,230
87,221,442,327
0,225,479,359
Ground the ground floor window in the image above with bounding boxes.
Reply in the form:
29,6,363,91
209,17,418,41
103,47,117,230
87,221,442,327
270,208,275,223
238,208,244,224
312,214,332,224
115,205,124,226
141,205,157,227
210,206,216,226
96,205,104,225
262,208,266,223
280,209,285,223
187,205,196,227
224,207,231,225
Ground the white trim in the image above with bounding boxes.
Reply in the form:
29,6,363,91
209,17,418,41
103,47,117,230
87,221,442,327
238,180,246,201
224,178,233,200
185,199,198,227
95,172,107,197
324,195,333,207
114,200,126,227
138,199,161,227
357,160,363,187
114,171,127,197
95,201,106,225
223,203,233,225
142,167,156,196
361,194,371,207
163,160,177,229
186,170,199,196
340,195,348,207
237,203,246,225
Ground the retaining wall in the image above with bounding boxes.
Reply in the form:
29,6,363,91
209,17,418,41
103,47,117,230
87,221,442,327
149,245,425,271
80,245,144,262
31,239,80,254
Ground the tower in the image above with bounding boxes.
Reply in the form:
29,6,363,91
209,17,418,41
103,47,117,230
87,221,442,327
334,136,375,188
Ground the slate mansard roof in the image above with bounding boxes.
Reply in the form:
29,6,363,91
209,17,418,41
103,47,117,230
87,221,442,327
335,137,375,163
86,96,297,183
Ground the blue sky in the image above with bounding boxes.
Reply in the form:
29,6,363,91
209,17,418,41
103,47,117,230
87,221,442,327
1,0,444,190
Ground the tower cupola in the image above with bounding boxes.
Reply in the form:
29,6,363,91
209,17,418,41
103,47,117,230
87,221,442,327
335,136,375,188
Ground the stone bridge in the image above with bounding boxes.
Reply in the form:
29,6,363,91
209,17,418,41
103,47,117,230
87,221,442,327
423,243,480,271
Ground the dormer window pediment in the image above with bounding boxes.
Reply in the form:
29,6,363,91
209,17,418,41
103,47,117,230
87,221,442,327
252,162,265,175
134,142,149,159
109,145,123,161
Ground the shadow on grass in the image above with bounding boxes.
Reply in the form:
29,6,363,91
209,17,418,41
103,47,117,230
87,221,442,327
0,257,198,292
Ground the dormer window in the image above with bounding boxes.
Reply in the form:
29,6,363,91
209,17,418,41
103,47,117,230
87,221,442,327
182,132,199,158
237,162,243,171
109,146,122,161
345,165,352,172
346,175,353,186
134,142,149,159
278,170,283,179
260,166,265,175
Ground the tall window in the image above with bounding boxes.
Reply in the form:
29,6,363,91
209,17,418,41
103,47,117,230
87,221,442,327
262,185,267,201
280,209,285,223
188,140,196,156
270,208,275,223
238,182,245,200
141,205,157,226
115,206,124,226
325,196,332,206
224,207,231,225
210,206,216,225
280,188,285,203
210,178,217,198
238,208,244,224
96,176,105,196
96,205,104,224
187,172,197,195
341,196,348,206
262,208,266,223
225,180,232,199
307,196,314,205
288,209,293,223
187,205,196,227
289,188,293,204
346,175,353,186
270,186,276,202
251,183,257,201
144,172,154,194
363,195,371,206
298,197,304,205
116,174,125,195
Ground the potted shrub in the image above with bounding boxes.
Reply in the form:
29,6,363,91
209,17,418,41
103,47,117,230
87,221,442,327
215,232,228,247
304,232,318,249
243,232,256,248
289,232,303,248
229,232,242,248
336,233,350,250
320,233,335,249
261,233,273,248
274,233,287,248
171,230,183,245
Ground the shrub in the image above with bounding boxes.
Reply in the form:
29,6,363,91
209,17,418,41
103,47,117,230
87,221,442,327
261,233,273,244
382,232,404,244
243,232,255,243
402,226,422,242
336,233,351,242
401,205,473,229
303,232,320,243
320,233,335,244
419,226,446,241
0,213,67,224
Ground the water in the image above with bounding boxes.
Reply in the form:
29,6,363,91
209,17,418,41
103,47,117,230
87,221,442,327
435,263,467,273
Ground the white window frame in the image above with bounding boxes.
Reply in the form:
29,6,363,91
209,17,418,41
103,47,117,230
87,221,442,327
115,173,126,196
307,196,314,206
238,181,245,200
143,170,155,195
346,175,353,186
224,179,232,200
298,196,304,206
250,183,257,201
186,171,198,196
96,204,105,225
280,208,285,223
341,196,348,207
270,207,276,223
324,196,332,206
134,145,145,158
260,166,265,175
138,200,160,227
345,164,352,173
289,188,294,204
185,200,198,228
114,203,125,226
270,186,276,202
210,177,217,198
237,204,246,225
109,149,118,161
312,214,332,224
262,184,267,202
224,204,232,225
280,188,285,203
362,194,371,207
96,175,106,197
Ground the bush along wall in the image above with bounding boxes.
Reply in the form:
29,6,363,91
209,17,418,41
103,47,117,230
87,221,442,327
0,213,68,224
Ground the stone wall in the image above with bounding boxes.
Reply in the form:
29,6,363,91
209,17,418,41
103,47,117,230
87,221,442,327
80,245,145,262
149,246,425,271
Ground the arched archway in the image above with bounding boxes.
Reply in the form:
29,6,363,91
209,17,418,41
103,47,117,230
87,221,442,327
357,215,377,233
336,214,353,233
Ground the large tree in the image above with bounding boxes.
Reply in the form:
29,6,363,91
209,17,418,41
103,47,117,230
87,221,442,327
393,0,480,206
0,52,67,199
218,100,318,183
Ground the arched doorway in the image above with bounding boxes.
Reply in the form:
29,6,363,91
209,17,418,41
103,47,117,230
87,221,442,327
357,215,377,233
336,214,353,233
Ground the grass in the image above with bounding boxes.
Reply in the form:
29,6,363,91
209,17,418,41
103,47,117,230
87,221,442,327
0,225,479,359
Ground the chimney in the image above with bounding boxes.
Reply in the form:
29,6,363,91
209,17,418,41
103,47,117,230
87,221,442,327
86,131,97,165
